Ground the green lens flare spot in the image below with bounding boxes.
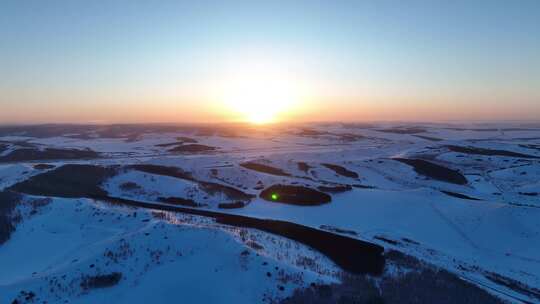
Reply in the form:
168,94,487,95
271,193,279,200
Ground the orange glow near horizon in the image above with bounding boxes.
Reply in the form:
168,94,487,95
3,95,539,125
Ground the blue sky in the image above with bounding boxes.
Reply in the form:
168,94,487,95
1,0,539,123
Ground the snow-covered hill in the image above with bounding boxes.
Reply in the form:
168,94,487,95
1,122,539,303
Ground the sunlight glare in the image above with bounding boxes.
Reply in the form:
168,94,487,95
217,57,304,124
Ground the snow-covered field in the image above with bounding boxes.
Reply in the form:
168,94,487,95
1,122,539,303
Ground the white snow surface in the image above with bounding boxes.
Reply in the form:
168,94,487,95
1,122,540,303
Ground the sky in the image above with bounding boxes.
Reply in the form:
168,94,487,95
1,0,539,124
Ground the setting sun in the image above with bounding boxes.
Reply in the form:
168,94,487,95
214,56,305,124
222,79,299,124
